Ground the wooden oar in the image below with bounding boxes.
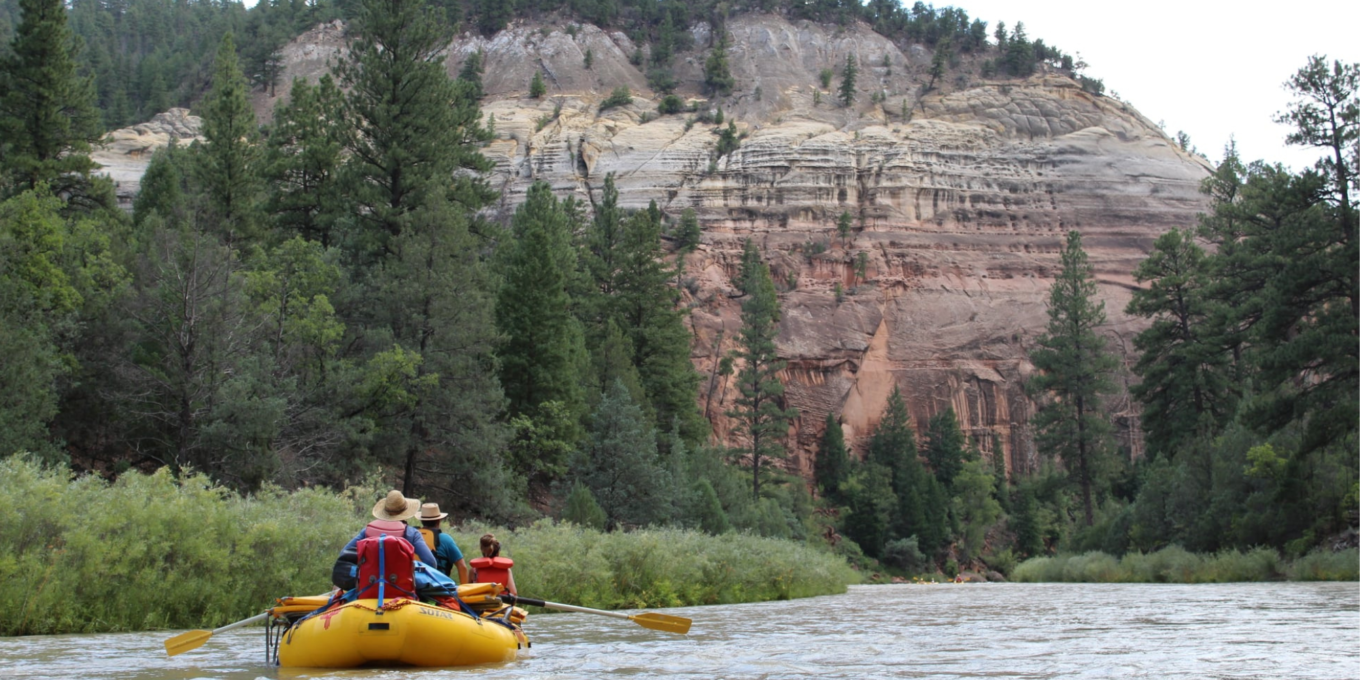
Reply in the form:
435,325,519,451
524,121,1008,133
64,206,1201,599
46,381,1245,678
500,594,691,634
164,612,269,657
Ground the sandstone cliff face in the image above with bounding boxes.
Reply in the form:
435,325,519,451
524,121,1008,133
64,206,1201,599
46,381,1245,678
110,14,1213,477
93,107,203,203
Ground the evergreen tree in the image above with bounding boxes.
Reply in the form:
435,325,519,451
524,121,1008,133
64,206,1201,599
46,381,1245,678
561,481,607,530
1011,485,1044,557
838,54,857,107
457,50,484,100
336,0,491,259
1028,230,1118,526
529,70,546,98
814,412,849,502
726,246,797,499
576,378,668,529
1126,228,1230,460
927,38,950,91
952,458,1000,561
836,210,853,243
496,182,587,430
0,0,102,199
264,75,346,247
0,190,83,460
675,207,701,255
133,140,190,230
195,32,262,245
841,463,894,557
923,407,965,488
689,477,732,534
361,196,512,515
703,32,734,96
1247,57,1357,453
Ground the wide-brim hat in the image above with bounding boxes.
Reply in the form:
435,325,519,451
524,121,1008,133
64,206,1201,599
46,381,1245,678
372,490,420,521
419,502,448,521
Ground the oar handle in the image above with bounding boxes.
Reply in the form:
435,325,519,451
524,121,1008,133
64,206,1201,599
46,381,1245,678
499,595,630,621
212,611,270,635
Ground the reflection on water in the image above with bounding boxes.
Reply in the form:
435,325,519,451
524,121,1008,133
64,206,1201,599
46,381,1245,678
2,582,1357,679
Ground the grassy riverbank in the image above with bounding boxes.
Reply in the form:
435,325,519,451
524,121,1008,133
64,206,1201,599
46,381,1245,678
0,458,856,635
1011,546,1359,583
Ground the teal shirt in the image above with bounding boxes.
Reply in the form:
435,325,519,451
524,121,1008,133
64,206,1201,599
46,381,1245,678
433,531,464,580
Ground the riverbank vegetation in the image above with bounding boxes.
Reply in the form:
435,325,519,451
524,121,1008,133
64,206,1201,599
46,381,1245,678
0,458,856,635
1011,547,1359,583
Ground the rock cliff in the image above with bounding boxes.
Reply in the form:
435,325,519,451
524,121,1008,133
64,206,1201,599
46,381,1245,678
105,14,1213,477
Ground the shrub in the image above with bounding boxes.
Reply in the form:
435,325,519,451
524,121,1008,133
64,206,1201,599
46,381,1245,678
1010,545,1356,583
658,94,685,115
599,86,633,112
881,536,926,573
449,520,859,609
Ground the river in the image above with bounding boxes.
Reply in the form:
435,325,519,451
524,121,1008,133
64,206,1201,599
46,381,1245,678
2,583,1356,679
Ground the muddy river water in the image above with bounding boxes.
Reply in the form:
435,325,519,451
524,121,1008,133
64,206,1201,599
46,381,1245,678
2,582,1356,679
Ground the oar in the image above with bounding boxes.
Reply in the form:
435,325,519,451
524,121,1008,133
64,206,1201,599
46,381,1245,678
164,611,269,657
500,594,691,634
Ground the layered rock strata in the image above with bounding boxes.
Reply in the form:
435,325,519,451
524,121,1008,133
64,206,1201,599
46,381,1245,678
109,14,1212,477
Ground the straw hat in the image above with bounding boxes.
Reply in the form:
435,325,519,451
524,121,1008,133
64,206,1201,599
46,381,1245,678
372,490,420,521
419,502,448,522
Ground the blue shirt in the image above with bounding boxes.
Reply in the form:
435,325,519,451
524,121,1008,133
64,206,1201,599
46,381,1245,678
433,532,464,579
343,525,437,567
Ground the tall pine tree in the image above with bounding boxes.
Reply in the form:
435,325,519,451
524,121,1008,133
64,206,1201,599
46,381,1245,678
727,244,797,499
195,32,261,244
0,0,102,200
1028,230,1118,526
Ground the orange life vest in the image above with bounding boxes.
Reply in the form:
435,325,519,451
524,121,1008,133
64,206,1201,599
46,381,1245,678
470,556,514,591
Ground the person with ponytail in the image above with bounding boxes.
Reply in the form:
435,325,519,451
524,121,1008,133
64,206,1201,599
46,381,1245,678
469,533,517,595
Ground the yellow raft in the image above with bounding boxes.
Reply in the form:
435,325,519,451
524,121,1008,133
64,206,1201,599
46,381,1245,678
270,584,528,668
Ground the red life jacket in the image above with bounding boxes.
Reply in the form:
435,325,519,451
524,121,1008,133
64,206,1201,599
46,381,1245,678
355,533,416,604
470,556,514,591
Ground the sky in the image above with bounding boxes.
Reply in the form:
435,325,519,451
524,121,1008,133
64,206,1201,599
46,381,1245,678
956,0,1360,170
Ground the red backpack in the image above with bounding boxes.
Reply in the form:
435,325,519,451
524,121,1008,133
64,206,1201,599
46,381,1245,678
356,533,416,605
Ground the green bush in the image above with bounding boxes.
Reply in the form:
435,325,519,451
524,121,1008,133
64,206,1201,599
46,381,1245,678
449,519,859,609
658,94,685,115
0,457,362,635
1011,545,1355,583
0,458,859,633
599,86,633,112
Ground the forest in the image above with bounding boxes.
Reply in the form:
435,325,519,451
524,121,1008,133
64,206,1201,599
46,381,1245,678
0,0,1355,583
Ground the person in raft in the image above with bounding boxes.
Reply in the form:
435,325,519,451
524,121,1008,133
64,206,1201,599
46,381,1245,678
470,533,517,595
342,490,438,567
417,502,469,584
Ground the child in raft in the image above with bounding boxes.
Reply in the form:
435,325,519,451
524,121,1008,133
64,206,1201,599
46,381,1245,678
469,533,517,596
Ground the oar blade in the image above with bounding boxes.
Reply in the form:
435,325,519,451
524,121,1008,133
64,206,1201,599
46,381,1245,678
164,630,212,657
630,612,691,635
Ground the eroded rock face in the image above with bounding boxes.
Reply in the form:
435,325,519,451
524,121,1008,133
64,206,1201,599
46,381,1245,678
114,14,1212,477
93,107,203,203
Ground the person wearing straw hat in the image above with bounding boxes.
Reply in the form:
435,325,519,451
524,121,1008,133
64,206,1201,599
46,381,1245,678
340,490,437,567
417,503,469,583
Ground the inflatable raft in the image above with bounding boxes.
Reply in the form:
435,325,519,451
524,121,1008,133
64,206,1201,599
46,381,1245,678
268,585,528,668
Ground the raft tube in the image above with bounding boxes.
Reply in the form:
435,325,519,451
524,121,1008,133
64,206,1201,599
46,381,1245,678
276,596,526,668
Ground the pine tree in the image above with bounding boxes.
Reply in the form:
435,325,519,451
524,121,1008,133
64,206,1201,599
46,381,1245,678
576,378,668,529
0,0,102,199
561,481,607,530
675,207,702,255
839,54,857,107
496,182,587,428
336,0,491,259
923,407,965,488
1126,228,1230,460
1028,230,1118,526
703,33,734,97
195,33,261,245
458,50,484,100
529,70,546,98
727,247,797,499
264,75,346,247
927,38,950,91
814,412,849,502
836,210,853,243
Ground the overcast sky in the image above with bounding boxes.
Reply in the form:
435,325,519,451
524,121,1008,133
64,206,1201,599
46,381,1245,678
957,0,1359,170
